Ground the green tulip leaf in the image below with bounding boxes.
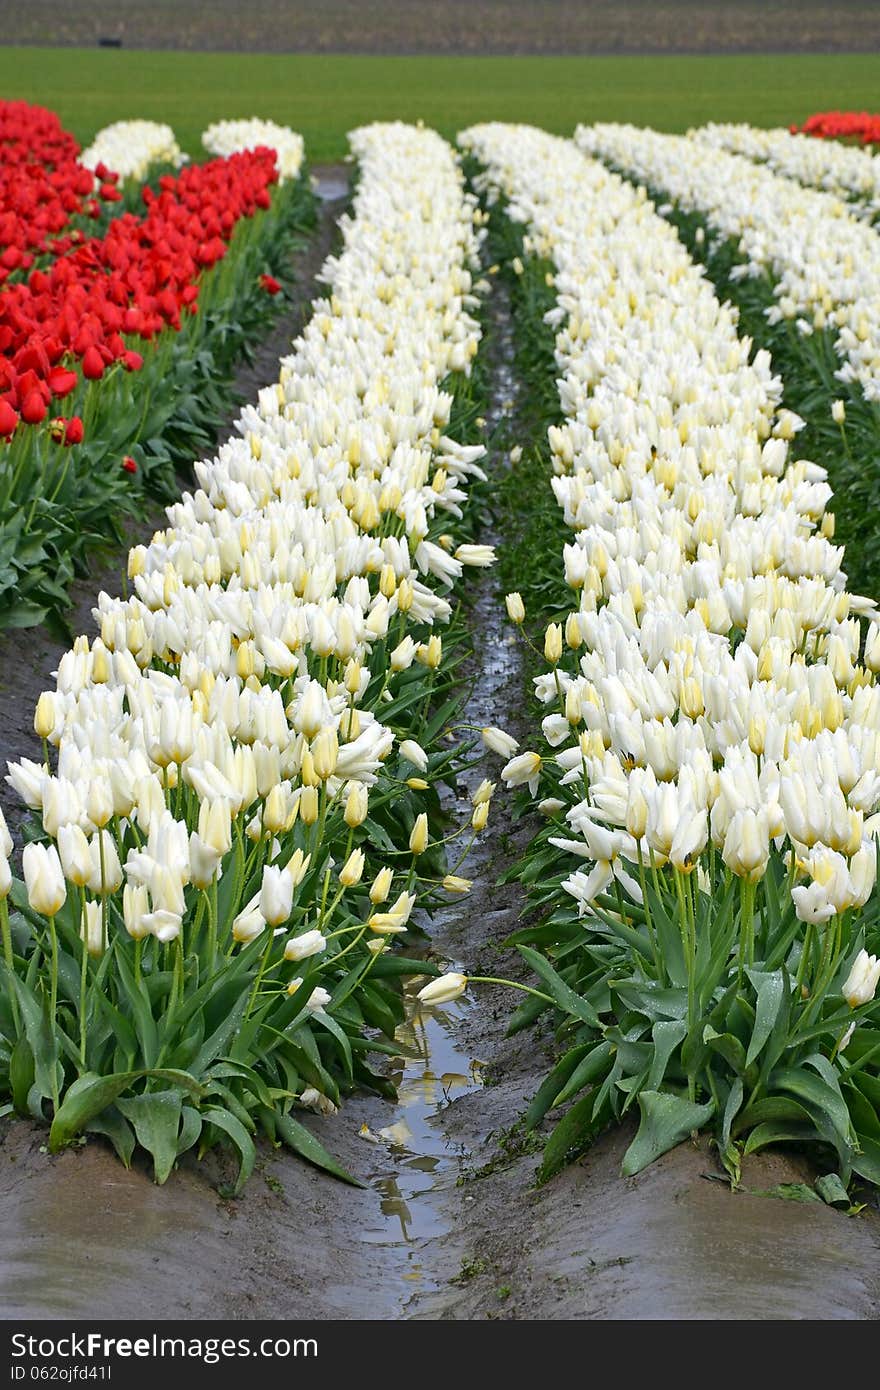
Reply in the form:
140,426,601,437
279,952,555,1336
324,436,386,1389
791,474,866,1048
622,1090,715,1176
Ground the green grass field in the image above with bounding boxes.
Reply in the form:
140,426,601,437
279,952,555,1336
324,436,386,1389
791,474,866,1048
2,47,880,161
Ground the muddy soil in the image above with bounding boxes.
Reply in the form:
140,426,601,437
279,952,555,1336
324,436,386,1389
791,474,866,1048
0,167,349,844
2,214,880,1324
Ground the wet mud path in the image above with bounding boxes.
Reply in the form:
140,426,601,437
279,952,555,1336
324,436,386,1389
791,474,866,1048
1,196,880,1322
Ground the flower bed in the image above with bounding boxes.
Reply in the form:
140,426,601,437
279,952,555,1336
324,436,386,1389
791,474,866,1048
459,122,880,1195
0,122,498,1191
797,111,880,145
0,100,123,285
81,120,185,189
0,125,313,631
692,122,880,215
202,118,305,184
576,122,880,599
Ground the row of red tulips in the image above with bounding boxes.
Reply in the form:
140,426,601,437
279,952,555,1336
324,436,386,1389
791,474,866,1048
0,103,314,634
793,110,880,145
0,100,122,282
0,147,279,444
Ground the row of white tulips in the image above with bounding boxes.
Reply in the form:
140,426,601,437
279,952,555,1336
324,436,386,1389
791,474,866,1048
462,121,880,940
3,120,492,1017
80,120,186,185
201,118,306,184
576,123,880,404
692,122,880,216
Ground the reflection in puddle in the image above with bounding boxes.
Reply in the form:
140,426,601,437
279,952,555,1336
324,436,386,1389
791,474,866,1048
363,976,484,1274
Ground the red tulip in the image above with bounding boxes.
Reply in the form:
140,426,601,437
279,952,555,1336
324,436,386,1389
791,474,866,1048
21,389,47,424
0,399,18,436
81,345,105,379
122,455,137,473
63,416,84,445
48,366,78,397
259,273,282,295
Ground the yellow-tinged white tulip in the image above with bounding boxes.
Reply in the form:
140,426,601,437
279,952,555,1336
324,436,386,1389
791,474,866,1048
369,866,394,904
344,782,369,828
305,986,331,1014
23,843,66,917
842,949,880,1008
284,929,327,962
123,883,151,940
505,591,525,624
442,874,472,894
400,739,428,773
471,801,490,831
87,831,123,896
299,785,319,825
418,972,468,1005
409,813,429,855
483,726,518,758
299,1086,338,1116
471,778,495,805
34,692,57,741
544,623,563,665
339,847,365,887
58,824,93,887
0,852,11,900
82,899,104,957
502,750,542,795
233,905,267,944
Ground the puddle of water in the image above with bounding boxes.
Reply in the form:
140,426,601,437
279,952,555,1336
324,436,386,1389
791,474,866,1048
360,975,484,1284
315,175,349,202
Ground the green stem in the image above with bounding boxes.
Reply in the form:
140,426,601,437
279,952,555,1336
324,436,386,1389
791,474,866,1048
79,887,89,1069
468,975,556,1005
0,897,21,1034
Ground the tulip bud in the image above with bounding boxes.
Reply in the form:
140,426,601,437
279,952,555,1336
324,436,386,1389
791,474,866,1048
82,899,104,958
340,848,365,887
544,623,563,665
471,779,495,806
370,866,394,904
312,728,339,781
344,782,368,828
261,785,286,835
34,692,57,741
409,813,429,856
471,801,489,831
505,592,525,624
300,748,319,787
418,972,468,1005
259,865,294,927
123,883,151,940
442,875,472,894
565,612,583,650
418,635,443,670
299,785,319,825
832,399,846,425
